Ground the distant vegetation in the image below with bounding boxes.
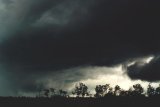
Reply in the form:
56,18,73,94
1,83,160,107
36,82,160,98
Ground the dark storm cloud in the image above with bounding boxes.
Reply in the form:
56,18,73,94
0,0,160,94
127,56,160,82
0,0,96,71
0,0,93,40
2,0,160,68
0,0,96,94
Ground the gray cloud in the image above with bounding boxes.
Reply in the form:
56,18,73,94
0,0,160,96
127,56,160,82
33,0,92,27
0,0,96,95
0,0,93,42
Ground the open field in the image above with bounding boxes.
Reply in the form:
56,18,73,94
0,96,159,107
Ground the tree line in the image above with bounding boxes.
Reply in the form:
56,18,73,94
37,83,160,98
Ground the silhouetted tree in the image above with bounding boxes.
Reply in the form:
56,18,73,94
147,84,155,97
114,85,121,96
95,84,110,97
120,90,128,96
34,82,160,98
132,84,144,96
59,89,68,97
50,88,56,97
95,85,103,98
155,84,160,95
127,87,134,96
43,89,50,97
72,83,89,97
105,87,114,96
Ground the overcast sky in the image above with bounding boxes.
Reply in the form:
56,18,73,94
0,0,160,96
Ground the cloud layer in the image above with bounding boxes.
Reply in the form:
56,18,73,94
127,56,160,81
0,0,160,96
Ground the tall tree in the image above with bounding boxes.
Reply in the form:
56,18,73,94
50,88,56,97
155,84,160,95
132,84,144,96
59,89,68,97
95,84,110,97
72,83,89,97
147,84,155,97
43,89,50,97
114,85,121,96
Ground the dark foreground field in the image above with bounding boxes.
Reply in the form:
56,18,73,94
0,96,159,107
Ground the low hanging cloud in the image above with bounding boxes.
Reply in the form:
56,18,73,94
0,54,159,96
127,56,160,82
17,63,159,96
